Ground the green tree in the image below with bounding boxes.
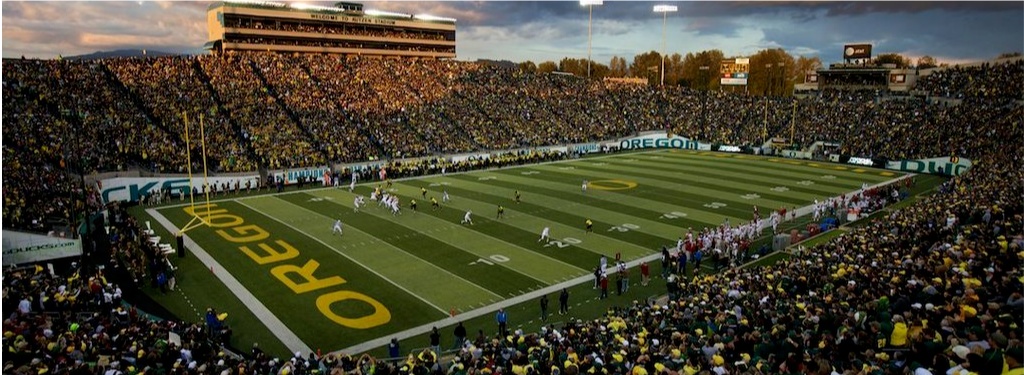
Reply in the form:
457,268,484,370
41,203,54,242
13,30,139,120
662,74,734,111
608,56,628,78
916,55,938,69
875,53,909,68
519,61,537,73
681,49,725,90
664,53,685,86
794,56,823,78
559,57,586,76
590,61,610,79
537,61,557,74
629,51,663,85
749,48,796,96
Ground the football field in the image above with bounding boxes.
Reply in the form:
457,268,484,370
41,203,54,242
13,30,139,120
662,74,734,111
148,149,903,353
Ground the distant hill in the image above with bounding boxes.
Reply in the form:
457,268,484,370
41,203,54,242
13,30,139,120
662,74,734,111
64,49,183,60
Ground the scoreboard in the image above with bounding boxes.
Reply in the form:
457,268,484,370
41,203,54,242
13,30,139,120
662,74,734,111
720,58,750,85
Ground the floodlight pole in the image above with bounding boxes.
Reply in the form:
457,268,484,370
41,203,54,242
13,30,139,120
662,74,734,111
764,63,771,146
660,11,666,86
588,4,592,78
582,0,602,78
653,5,677,86
700,65,709,129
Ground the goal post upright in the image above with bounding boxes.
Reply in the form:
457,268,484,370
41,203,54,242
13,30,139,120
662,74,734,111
178,112,212,235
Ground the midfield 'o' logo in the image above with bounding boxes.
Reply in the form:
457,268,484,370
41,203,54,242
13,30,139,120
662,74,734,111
588,179,638,191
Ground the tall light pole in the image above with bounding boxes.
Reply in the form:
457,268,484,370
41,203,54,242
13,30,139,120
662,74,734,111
764,63,772,146
653,5,678,86
777,63,786,97
699,65,709,89
699,65,709,130
581,0,603,78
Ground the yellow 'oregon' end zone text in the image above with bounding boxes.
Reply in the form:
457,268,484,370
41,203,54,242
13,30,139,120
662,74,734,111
185,204,391,329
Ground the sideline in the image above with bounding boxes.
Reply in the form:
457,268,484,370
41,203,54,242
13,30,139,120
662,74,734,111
146,208,313,356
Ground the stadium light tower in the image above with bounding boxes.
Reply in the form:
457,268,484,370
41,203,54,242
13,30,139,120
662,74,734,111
764,63,772,145
581,0,603,78
653,5,678,86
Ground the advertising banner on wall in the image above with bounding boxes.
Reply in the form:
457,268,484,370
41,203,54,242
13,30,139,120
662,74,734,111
99,175,260,203
615,134,712,151
3,230,83,265
886,156,972,176
269,166,333,185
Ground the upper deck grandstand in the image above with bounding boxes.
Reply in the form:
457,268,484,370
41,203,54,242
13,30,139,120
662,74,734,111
206,0,456,58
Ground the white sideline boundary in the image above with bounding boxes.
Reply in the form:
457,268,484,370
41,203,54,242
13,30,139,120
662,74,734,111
146,208,313,356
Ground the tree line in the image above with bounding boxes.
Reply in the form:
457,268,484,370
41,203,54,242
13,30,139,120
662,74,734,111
513,49,1020,95
517,48,824,96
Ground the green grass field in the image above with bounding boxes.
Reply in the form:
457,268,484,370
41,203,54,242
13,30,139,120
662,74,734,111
137,149,907,356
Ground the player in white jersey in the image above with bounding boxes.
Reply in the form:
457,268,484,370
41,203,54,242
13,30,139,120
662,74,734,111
442,190,451,203
390,196,401,216
462,210,474,225
581,180,588,193
353,196,364,212
332,219,343,236
538,227,551,243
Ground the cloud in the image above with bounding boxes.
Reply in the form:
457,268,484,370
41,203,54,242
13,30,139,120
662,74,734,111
2,1,207,58
682,18,744,38
759,7,1024,63
819,1,1022,17
1,1,1022,64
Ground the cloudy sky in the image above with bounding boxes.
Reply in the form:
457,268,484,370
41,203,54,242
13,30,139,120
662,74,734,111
2,1,1022,65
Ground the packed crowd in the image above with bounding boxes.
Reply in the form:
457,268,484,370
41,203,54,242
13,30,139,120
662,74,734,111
104,56,257,173
915,60,1024,100
7,53,1021,174
3,52,1024,375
